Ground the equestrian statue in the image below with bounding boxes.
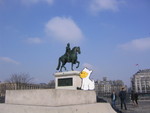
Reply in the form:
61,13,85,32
56,43,81,72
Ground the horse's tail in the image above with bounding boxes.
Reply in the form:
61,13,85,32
56,57,61,70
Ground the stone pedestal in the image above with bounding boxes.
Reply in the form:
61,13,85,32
0,71,117,113
5,89,96,106
54,71,81,90
0,88,117,113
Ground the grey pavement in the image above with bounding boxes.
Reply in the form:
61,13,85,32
116,100,150,113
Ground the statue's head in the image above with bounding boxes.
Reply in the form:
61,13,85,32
67,43,70,47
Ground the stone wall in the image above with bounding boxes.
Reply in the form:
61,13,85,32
6,89,96,106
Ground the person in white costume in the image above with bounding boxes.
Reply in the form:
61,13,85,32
80,68,95,90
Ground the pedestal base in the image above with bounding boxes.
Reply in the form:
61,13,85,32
2,89,117,113
5,89,96,106
0,103,116,113
54,71,81,90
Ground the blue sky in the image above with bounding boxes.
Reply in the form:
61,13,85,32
0,0,150,86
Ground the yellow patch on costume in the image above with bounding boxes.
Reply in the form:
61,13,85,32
80,71,88,78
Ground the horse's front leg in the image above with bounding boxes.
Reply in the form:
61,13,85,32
71,63,74,71
76,61,80,68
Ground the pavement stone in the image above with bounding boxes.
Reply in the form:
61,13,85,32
116,100,150,113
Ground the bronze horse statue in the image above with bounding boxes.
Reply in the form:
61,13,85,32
56,46,81,72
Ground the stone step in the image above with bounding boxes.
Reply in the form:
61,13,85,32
0,103,116,113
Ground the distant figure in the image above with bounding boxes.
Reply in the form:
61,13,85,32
111,90,117,108
131,90,136,106
134,92,139,106
119,87,127,110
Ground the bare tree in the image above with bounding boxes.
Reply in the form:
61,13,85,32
5,73,34,84
0,83,6,96
48,80,55,89
0,83,6,103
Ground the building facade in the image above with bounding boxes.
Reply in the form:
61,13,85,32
95,77,125,94
131,69,150,93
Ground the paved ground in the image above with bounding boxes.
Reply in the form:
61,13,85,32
116,100,150,113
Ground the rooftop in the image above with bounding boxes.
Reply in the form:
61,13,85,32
134,69,150,75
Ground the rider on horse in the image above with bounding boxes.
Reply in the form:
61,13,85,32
65,43,71,61
56,43,81,71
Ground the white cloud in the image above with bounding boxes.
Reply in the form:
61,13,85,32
21,0,53,5
119,37,150,51
82,63,94,69
45,17,84,43
90,0,125,13
0,57,20,65
26,37,43,44
45,0,53,4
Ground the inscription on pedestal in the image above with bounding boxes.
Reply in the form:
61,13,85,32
54,71,81,90
58,78,73,86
